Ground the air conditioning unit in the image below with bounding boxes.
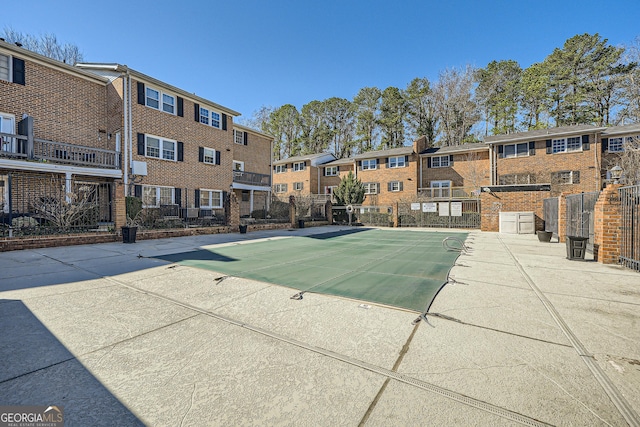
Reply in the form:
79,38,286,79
131,160,147,176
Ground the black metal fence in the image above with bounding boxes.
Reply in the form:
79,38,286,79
619,185,640,272
397,200,481,228
565,192,600,252
332,205,393,227
1,172,114,237
287,195,329,221
543,197,559,237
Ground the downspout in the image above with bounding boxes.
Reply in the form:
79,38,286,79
489,144,494,185
419,156,423,192
594,132,601,190
128,69,133,195
122,69,129,196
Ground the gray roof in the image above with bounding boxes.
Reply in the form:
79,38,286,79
322,157,356,166
352,146,414,159
273,152,336,165
484,125,606,144
420,143,488,156
602,123,640,136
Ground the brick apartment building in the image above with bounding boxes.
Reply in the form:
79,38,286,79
272,152,336,198
1,40,121,229
76,63,273,221
485,125,607,196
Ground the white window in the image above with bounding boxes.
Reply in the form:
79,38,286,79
388,181,403,192
201,147,215,164
200,107,210,125
552,137,581,153
274,183,287,193
274,165,286,173
504,143,529,158
430,181,451,197
388,156,406,168
233,161,244,171
200,189,223,208
162,93,175,114
608,137,624,153
234,130,245,145
361,159,377,170
325,166,338,176
363,182,379,194
431,155,450,168
293,162,305,171
0,54,10,82
324,185,337,195
145,135,176,161
551,170,577,184
142,186,174,207
0,113,16,153
211,111,221,128
294,182,304,191
146,88,160,109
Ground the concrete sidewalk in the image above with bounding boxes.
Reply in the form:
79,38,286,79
0,227,639,426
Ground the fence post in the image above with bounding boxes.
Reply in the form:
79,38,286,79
114,180,127,230
229,191,240,231
289,195,297,227
593,184,622,264
557,192,569,243
325,200,332,224
393,202,399,227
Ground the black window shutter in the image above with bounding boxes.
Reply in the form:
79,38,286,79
243,132,248,145
177,97,184,117
336,165,340,172
529,141,536,155
194,103,200,122
194,190,200,208
137,133,145,155
449,155,454,165
405,155,409,165
498,145,504,158
427,157,432,168
177,142,184,161
134,185,142,198
582,135,590,151
602,138,609,152
198,147,204,162
222,114,227,131
387,182,392,191
358,160,362,168
399,181,404,191
174,188,182,207
546,139,552,154
12,57,25,85
137,82,145,105
215,151,221,165
573,171,580,184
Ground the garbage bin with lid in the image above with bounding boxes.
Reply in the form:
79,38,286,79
298,219,305,228
566,236,588,260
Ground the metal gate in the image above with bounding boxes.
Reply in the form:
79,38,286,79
397,200,481,229
565,192,599,252
543,197,559,237
332,205,392,227
619,185,640,272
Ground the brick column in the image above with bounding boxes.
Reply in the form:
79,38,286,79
289,195,297,227
393,202,399,227
557,192,569,243
593,184,622,264
114,180,126,230
229,191,240,231
325,200,333,224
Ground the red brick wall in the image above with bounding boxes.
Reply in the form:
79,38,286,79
480,190,550,232
593,185,622,264
421,151,491,189
355,153,419,206
0,49,110,150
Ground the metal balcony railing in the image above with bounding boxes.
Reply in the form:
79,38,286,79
1,131,121,170
417,186,481,200
233,170,271,186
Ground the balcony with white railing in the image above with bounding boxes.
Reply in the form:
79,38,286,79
0,131,121,170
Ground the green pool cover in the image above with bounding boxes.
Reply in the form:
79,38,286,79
157,228,467,312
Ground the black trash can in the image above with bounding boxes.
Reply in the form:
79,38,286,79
298,219,305,228
566,236,588,260
239,224,247,234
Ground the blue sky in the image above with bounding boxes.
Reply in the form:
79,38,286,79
4,0,640,123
